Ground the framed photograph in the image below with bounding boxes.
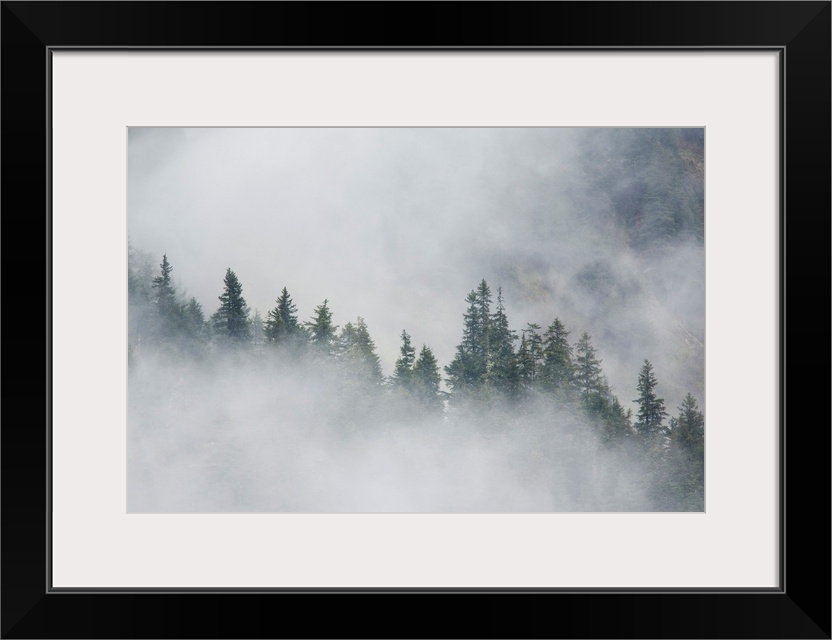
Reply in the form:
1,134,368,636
3,2,829,638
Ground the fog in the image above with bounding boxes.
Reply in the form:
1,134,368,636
128,352,655,512
128,128,704,512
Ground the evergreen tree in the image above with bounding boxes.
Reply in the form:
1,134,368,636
474,279,492,357
671,392,705,452
264,287,304,346
446,287,488,392
151,253,174,300
445,343,474,393
151,254,181,330
337,317,383,382
517,323,543,389
412,345,443,412
305,299,338,354
601,396,633,444
671,393,705,511
212,268,251,343
393,330,416,387
485,287,518,393
633,359,668,438
656,393,705,510
540,318,574,393
574,332,604,400
183,296,206,342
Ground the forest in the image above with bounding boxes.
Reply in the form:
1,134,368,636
128,127,705,513
128,255,703,512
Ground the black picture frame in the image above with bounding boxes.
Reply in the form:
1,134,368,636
2,2,829,638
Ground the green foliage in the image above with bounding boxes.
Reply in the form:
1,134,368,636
412,345,444,413
446,280,523,403
445,289,486,392
212,268,251,343
485,288,519,393
305,299,338,354
128,257,704,511
151,254,183,331
633,359,668,439
393,330,416,386
338,317,382,382
667,393,705,509
600,396,633,445
672,393,705,453
182,296,207,342
517,323,543,389
573,332,604,400
265,287,306,347
540,318,574,393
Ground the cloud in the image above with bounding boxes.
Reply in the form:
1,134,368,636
128,128,704,512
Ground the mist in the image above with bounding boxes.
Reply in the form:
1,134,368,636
128,127,704,513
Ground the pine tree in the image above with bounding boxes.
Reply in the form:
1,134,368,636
601,396,633,444
633,359,668,438
393,330,416,387
574,332,604,400
667,392,705,509
151,253,173,299
337,317,383,382
212,268,251,343
151,254,181,330
485,287,518,393
671,392,705,452
183,296,206,342
412,345,443,412
446,287,488,392
517,323,543,389
540,318,574,393
264,287,304,346
305,299,338,354
474,279,492,357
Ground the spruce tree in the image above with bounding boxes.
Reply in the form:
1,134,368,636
633,359,668,438
412,345,443,412
474,279,492,357
183,296,206,342
151,254,181,330
212,268,251,343
305,299,338,354
601,396,633,444
574,332,604,400
485,287,518,393
393,330,416,387
517,323,543,389
337,317,383,382
265,287,305,347
541,318,574,393
671,393,705,452
446,288,487,392
668,392,705,509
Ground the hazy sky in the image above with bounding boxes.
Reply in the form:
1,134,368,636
128,127,703,408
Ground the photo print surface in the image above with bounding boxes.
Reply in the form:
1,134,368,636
128,128,705,513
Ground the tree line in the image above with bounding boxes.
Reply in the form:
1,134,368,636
129,249,705,510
